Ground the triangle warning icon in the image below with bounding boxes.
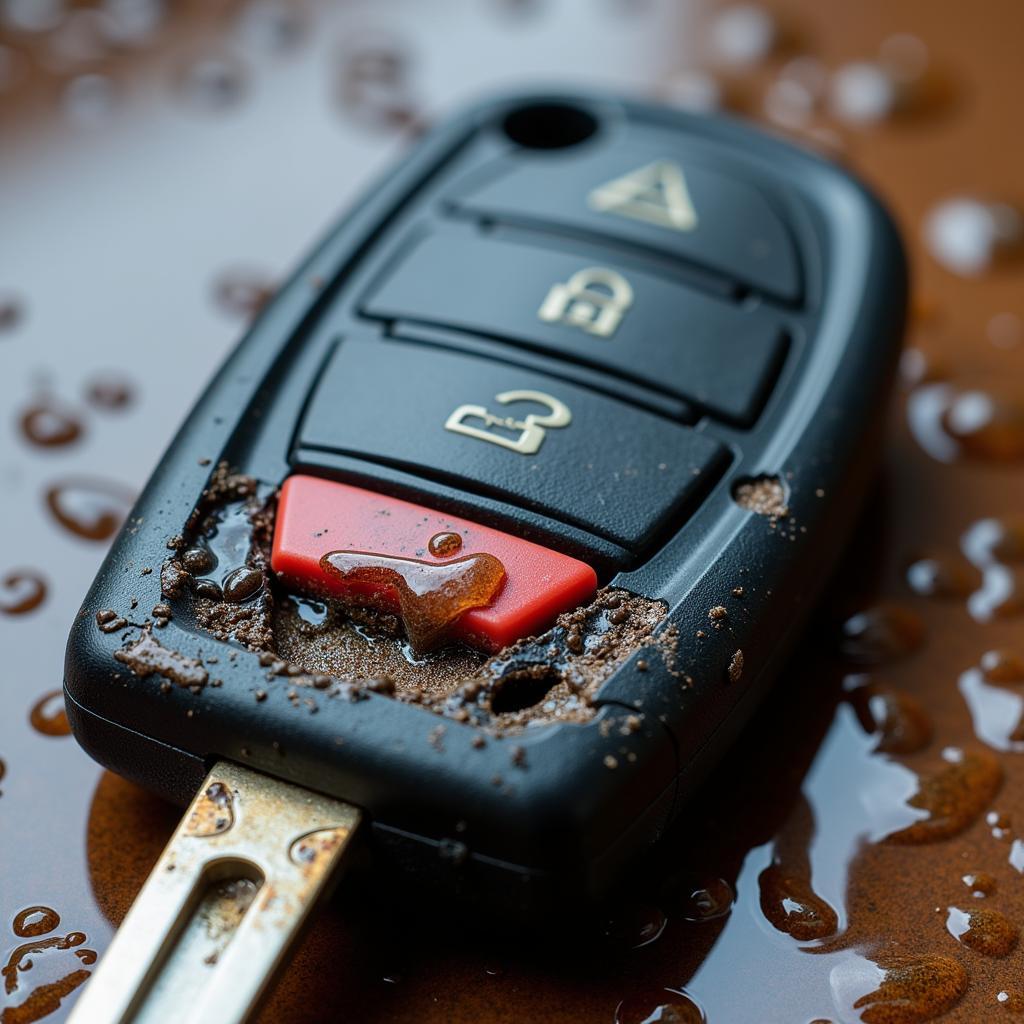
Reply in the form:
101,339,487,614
587,160,698,232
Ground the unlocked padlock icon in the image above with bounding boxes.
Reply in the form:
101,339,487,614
537,266,634,338
444,390,572,455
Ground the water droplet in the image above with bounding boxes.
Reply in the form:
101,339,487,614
758,863,839,941
709,4,776,66
1008,839,1024,873
963,517,1024,565
830,952,968,1024
899,347,945,389
601,903,667,949
924,197,1023,276
830,61,898,124
942,387,1024,461
177,54,247,111
99,0,165,47
960,666,1024,751
877,33,929,84
222,566,263,603
886,749,1002,844
44,477,134,542
13,906,60,937
19,396,83,447
660,69,722,114
84,373,135,411
3,0,64,33
867,691,933,754
428,532,462,558
946,906,1019,956
615,988,706,1024
840,604,926,665
906,553,979,599
29,690,71,737
0,569,47,615
907,382,960,461
212,268,276,321
236,0,306,53
337,34,419,132
671,877,735,922
982,649,1024,683
997,990,1024,1012
962,871,996,897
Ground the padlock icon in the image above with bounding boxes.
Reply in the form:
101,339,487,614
444,390,572,455
537,266,634,338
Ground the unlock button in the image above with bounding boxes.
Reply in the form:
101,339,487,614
296,336,728,550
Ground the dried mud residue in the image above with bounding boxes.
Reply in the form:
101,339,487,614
114,631,209,692
146,463,677,732
733,475,790,519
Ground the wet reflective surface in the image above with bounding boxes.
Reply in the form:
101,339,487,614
3,0,1024,1021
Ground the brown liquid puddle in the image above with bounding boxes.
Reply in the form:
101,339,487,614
319,548,506,652
5,2,1024,1023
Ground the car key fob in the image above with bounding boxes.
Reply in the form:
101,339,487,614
64,92,906,936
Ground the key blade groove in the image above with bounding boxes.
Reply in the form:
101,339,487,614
67,761,362,1024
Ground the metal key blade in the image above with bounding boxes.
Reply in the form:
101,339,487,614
68,761,362,1024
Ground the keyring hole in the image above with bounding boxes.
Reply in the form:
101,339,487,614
501,102,599,150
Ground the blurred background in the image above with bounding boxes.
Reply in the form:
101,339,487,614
3,2,1024,1022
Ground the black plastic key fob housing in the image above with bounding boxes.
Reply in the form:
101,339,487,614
64,93,906,919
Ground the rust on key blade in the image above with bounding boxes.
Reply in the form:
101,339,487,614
66,761,362,1024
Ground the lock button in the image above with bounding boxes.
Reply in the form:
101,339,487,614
295,336,729,550
363,232,786,425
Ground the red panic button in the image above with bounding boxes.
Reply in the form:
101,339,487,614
271,476,598,652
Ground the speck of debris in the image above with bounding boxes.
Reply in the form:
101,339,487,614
696,630,707,639
428,725,446,751
728,649,745,683
603,755,619,770
709,606,728,622
815,488,825,498
510,745,527,768
732,586,745,598
198,457,212,466
255,689,267,702
733,475,789,519
471,735,486,749
635,658,648,672
95,608,128,633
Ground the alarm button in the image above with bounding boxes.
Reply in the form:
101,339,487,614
451,144,802,302
271,475,598,651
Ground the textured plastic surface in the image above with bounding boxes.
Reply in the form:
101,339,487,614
272,475,598,651
363,232,787,424
64,92,906,918
298,335,729,549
